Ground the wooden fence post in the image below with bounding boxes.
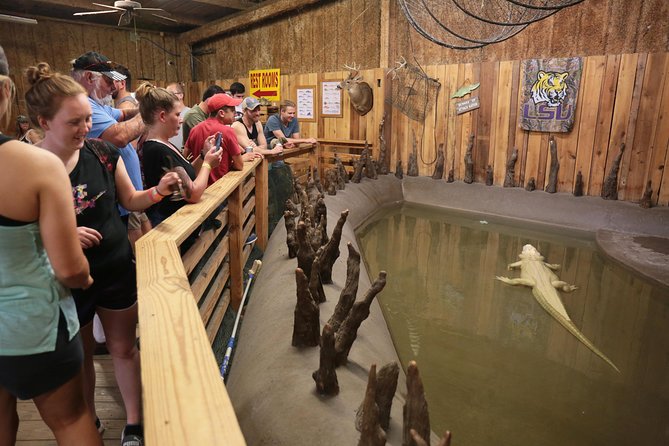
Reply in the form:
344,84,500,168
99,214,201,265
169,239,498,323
255,159,269,250
228,184,244,310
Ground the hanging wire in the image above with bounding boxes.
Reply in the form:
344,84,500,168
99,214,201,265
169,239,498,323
397,0,585,49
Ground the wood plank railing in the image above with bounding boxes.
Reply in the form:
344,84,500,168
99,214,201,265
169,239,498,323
318,139,372,175
134,143,320,445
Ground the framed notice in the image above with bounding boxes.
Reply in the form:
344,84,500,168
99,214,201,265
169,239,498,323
296,86,316,121
321,81,342,117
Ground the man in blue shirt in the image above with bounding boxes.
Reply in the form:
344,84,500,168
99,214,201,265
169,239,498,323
263,100,317,149
71,52,145,227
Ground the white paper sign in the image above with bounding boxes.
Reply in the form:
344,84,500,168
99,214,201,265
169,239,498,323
321,81,342,116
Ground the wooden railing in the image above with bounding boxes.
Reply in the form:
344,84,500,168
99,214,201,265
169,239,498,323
135,144,320,445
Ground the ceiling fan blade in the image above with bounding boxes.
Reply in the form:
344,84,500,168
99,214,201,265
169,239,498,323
74,10,120,16
92,2,125,11
135,7,164,11
151,13,177,22
0,13,38,25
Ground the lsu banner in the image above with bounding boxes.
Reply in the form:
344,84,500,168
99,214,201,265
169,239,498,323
519,57,582,132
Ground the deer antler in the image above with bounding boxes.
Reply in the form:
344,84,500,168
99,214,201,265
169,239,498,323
343,62,360,76
385,56,407,80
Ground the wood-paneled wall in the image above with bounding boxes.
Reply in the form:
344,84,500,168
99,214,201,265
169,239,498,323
388,0,669,67
186,52,669,206
0,17,187,126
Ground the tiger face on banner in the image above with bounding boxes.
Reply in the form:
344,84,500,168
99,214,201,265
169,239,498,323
520,57,582,132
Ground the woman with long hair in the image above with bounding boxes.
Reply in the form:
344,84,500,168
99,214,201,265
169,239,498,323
134,81,222,228
0,47,101,445
25,62,182,446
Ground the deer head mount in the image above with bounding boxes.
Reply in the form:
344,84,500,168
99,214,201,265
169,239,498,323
338,63,374,116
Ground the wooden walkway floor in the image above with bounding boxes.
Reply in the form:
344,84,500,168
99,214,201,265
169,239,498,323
16,355,126,446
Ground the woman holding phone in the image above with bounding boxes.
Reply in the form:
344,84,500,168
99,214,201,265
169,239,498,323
135,82,222,228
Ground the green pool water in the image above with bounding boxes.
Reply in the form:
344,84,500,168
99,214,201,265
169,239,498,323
357,203,669,446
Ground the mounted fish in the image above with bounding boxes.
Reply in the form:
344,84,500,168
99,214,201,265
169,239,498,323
338,63,373,116
496,244,620,373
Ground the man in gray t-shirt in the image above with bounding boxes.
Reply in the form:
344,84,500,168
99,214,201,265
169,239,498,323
263,100,317,149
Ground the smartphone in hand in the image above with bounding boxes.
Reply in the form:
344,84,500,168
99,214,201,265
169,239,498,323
214,132,222,151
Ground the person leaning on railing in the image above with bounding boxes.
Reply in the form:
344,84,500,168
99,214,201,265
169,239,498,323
0,45,102,446
24,62,183,446
135,82,223,248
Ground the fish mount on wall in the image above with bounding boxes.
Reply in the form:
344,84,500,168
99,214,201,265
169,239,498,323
338,63,374,116
452,82,481,115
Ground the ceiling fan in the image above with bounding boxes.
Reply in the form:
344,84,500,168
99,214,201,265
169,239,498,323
74,1,177,27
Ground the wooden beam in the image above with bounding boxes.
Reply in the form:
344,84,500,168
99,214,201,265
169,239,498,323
189,0,257,11
34,0,205,27
181,0,325,46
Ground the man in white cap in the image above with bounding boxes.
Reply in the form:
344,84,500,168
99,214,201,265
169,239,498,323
231,97,283,157
71,51,145,230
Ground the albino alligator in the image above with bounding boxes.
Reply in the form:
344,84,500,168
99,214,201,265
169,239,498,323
496,244,620,373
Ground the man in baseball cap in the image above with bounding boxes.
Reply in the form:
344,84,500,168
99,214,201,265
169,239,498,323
72,51,127,81
232,97,282,157
185,93,261,184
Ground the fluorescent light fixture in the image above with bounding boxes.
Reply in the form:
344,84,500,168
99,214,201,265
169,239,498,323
0,14,38,25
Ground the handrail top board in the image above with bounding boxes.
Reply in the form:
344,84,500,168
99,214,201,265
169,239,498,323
266,143,316,162
317,138,372,147
138,158,261,246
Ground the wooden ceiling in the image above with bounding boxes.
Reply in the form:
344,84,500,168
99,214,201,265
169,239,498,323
0,0,270,33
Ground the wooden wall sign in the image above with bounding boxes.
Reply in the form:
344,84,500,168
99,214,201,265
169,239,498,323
455,96,480,115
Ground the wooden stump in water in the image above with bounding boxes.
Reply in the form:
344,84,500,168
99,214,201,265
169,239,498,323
312,324,339,396
485,165,493,186
297,221,315,279
463,134,474,184
315,197,327,232
573,171,584,197
363,144,378,179
326,169,337,196
446,167,454,183
356,361,399,432
432,145,445,180
357,364,387,446
309,248,326,304
335,271,387,366
545,136,559,193
320,209,349,284
640,180,653,208
292,268,320,347
407,151,419,177
284,210,298,258
378,113,389,175
352,154,365,183
503,147,518,188
334,154,349,184
328,243,361,333
602,143,625,200
525,177,536,192
410,429,452,446
395,160,404,179
403,361,430,446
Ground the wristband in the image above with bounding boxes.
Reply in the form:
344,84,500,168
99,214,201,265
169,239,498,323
149,187,164,203
202,162,212,170
154,186,168,197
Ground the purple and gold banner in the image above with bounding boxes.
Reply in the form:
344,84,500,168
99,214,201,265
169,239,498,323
519,57,582,133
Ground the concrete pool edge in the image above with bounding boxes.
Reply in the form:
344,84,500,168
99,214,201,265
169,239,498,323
226,176,669,446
